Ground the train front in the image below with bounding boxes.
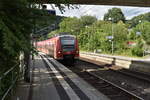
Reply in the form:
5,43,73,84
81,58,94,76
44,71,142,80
57,35,79,61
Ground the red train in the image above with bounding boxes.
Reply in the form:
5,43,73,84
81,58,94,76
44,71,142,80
36,35,79,61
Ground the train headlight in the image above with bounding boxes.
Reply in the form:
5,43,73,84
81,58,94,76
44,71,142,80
58,51,61,54
76,50,79,53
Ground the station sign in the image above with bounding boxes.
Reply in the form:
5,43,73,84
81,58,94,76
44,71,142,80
136,31,141,35
106,36,114,40
47,10,56,15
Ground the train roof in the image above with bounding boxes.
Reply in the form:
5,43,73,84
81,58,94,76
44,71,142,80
54,32,76,38
37,34,76,43
57,35,76,38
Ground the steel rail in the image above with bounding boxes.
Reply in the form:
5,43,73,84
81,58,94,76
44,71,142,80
78,59,150,99
110,69,150,83
85,70,144,100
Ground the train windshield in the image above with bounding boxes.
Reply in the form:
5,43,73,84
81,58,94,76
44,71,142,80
60,36,75,51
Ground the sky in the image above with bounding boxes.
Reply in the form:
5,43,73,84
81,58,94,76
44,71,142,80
46,4,150,20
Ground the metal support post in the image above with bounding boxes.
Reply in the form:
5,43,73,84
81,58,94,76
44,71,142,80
11,71,14,95
112,40,114,54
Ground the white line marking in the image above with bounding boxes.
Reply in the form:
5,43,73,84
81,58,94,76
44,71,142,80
17,97,20,100
42,55,80,100
49,57,110,100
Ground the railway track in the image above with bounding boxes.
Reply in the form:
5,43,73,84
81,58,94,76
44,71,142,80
69,65,144,100
110,69,150,83
86,70,144,100
79,59,150,83
72,60,150,100
41,55,149,100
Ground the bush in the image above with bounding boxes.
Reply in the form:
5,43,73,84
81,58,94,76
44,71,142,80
131,47,143,57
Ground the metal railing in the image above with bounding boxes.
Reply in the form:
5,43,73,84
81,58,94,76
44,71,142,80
0,54,25,100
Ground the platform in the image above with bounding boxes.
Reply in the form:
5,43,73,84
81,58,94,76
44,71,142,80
80,52,150,74
12,53,109,100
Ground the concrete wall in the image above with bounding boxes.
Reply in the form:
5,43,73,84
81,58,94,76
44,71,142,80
80,52,150,73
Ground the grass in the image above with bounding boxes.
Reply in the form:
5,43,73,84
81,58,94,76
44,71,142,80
80,49,145,59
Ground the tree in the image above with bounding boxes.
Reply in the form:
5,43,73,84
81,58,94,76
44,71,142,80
104,7,125,23
133,21,150,45
127,12,150,28
113,21,128,52
59,17,81,35
0,0,77,98
47,30,60,38
59,15,97,36
80,15,97,26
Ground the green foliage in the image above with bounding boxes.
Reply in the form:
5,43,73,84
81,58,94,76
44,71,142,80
33,9,62,30
0,0,79,98
131,47,143,56
59,17,81,34
0,0,31,98
55,13,148,57
59,16,97,36
104,7,125,23
80,15,97,26
134,21,150,44
0,0,32,69
113,21,128,51
127,12,150,28
131,40,143,57
47,30,60,38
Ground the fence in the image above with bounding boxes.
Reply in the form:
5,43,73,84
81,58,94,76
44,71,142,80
0,53,25,100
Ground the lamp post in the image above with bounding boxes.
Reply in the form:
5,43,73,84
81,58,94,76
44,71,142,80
85,26,90,51
139,20,145,57
108,18,114,54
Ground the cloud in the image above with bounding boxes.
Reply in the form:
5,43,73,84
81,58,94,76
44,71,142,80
46,4,150,20
122,7,150,19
